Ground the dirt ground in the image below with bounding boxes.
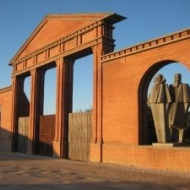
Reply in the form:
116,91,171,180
0,153,190,190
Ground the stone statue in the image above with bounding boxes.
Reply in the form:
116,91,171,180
168,73,190,143
147,74,172,143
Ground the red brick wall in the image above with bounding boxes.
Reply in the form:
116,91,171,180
100,36,190,172
103,144,190,173
0,87,13,151
38,115,55,156
1,14,190,173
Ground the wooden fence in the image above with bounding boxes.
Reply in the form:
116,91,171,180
18,117,29,153
68,111,92,161
17,115,55,156
17,113,91,159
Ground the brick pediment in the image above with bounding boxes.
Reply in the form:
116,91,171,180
10,13,125,65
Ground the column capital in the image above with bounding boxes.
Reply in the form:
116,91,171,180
55,58,64,66
29,68,37,76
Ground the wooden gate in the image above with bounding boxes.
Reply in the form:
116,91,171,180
18,117,29,153
68,111,91,161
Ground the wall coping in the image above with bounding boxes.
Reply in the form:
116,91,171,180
0,86,12,94
101,27,190,63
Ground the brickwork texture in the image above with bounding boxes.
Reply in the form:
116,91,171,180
0,13,190,173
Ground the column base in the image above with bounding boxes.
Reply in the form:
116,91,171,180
27,140,38,155
11,133,18,152
152,142,190,147
0,138,12,152
53,141,68,158
89,143,102,162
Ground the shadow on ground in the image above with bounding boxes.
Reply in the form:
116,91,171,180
0,181,188,190
0,153,190,190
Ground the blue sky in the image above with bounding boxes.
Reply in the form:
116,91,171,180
0,0,190,114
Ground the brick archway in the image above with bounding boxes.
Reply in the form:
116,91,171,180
138,60,190,145
8,13,125,158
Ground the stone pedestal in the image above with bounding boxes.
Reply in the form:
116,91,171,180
152,142,190,147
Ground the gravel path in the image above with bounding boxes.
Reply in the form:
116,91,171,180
0,153,190,190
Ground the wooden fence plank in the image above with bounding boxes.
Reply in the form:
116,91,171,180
68,111,91,161
18,117,29,153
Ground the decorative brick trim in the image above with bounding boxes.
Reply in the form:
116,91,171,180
11,20,106,66
0,86,12,94
101,28,190,63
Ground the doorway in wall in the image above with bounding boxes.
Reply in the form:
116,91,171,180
69,54,93,161
38,67,56,156
17,76,30,153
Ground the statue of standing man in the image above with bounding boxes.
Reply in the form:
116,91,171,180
168,73,190,143
147,74,172,143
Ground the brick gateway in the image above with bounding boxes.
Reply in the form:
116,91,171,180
0,13,190,172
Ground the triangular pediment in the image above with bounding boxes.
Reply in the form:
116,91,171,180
10,13,126,65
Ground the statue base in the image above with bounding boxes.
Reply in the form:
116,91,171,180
152,142,190,147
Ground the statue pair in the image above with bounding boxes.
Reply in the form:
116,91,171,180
147,73,190,143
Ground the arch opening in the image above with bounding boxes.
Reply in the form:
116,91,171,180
43,67,56,115
72,54,93,112
139,61,190,145
23,75,31,117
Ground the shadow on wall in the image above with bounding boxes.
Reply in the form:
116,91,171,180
0,112,92,160
0,116,55,157
0,127,12,152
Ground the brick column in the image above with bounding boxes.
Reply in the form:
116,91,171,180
53,58,73,158
27,68,45,155
11,76,24,152
90,41,114,162
90,44,103,162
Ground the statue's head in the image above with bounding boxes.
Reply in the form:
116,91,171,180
154,74,165,84
174,73,181,83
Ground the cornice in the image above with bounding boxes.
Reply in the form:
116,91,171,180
12,36,114,77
